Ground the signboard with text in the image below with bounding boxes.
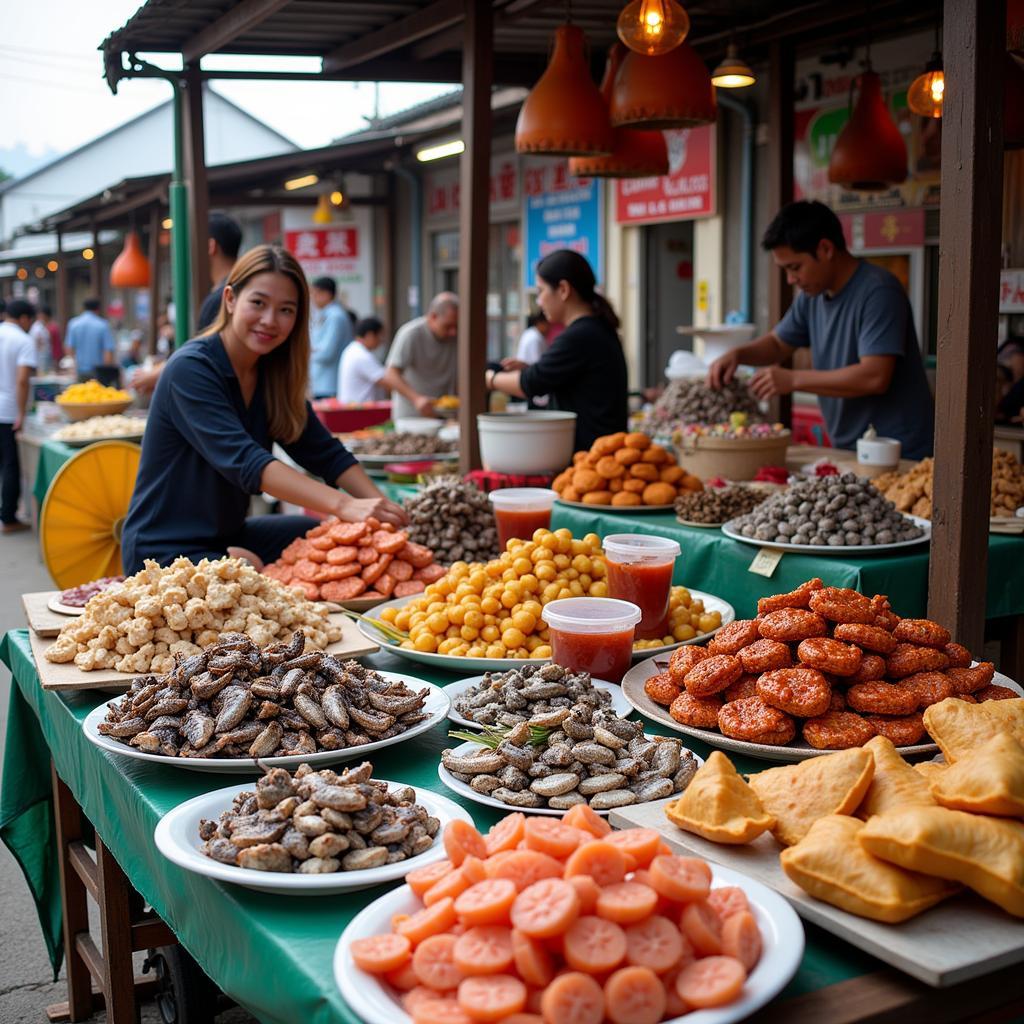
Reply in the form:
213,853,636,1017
522,158,603,288
614,126,715,225
425,155,519,223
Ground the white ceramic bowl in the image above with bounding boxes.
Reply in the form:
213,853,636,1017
394,417,442,436
477,410,577,474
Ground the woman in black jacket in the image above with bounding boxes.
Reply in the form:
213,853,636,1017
485,249,628,451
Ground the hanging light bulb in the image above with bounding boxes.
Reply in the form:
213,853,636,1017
828,62,907,191
610,39,716,129
515,24,614,156
569,44,669,178
712,43,756,88
907,53,944,118
109,230,151,288
617,0,690,56
313,194,333,224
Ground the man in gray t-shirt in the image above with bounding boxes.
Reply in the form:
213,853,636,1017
382,293,459,420
708,201,934,460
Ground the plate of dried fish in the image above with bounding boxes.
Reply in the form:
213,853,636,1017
83,667,450,774
154,763,473,894
445,664,631,729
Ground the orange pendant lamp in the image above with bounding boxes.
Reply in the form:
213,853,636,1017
828,64,907,190
109,230,151,288
609,39,716,129
569,44,669,178
515,24,614,156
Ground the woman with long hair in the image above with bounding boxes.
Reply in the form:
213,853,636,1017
486,249,628,450
121,244,404,573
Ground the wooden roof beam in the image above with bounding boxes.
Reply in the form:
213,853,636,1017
322,0,465,72
182,0,294,63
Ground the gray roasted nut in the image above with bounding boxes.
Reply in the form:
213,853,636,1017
529,707,572,728
589,790,638,810
577,773,628,795
293,814,330,837
593,726,627,750
308,832,351,859
540,743,575,766
632,777,675,802
547,792,588,809
471,774,502,794
237,843,293,872
491,786,545,808
497,765,530,789
529,773,581,797
297,856,341,874
442,749,505,775
573,742,617,766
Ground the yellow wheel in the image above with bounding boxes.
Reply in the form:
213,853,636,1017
40,440,141,589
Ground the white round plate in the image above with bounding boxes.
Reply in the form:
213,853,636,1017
57,431,145,448
334,865,804,1024
444,673,631,728
47,595,86,616
353,450,459,468
721,514,930,554
437,738,704,817
82,672,450,774
358,591,736,674
556,498,676,513
677,518,726,528
154,780,472,895
621,654,1023,763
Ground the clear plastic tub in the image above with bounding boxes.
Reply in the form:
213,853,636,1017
489,488,558,549
603,534,681,640
542,597,642,682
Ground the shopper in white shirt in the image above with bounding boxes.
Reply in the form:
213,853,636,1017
338,317,388,403
0,299,38,532
516,312,551,364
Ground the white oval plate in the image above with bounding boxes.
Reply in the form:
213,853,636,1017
556,497,676,513
621,654,1023,763
358,591,736,674
334,865,804,1024
444,673,631,728
82,672,450,774
721,514,931,554
154,780,472,895
47,595,86,616
437,738,703,817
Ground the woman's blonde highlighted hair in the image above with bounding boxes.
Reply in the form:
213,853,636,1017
202,244,310,444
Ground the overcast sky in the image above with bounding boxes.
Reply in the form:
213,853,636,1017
0,0,455,167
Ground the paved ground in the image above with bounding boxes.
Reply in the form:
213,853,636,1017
0,527,255,1023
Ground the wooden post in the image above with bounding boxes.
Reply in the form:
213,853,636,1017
928,0,1005,650
767,40,795,428
182,66,211,333
55,229,69,340
147,205,161,356
457,0,492,474
89,223,102,306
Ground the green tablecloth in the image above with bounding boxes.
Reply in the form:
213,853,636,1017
32,439,79,512
1,628,883,1023
549,504,1024,622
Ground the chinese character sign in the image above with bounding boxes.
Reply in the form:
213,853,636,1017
284,228,359,262
523,159,603,289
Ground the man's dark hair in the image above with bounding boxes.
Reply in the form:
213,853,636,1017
526,312,547,329
83,297,101,312
355,316,383,337
312,276,337,297
0,299,5,316
40,305,52,317
762,200,847,255
7,299,36,320
209,211,242,261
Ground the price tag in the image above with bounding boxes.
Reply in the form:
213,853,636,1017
748,547,784,577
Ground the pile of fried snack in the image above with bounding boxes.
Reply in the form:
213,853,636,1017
643,578,1011,751
665,697,1024,922
46,557,341,674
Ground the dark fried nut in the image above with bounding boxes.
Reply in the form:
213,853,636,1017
886,644,950,678
943,642,973,669
954,694,978,703
898,671,954,708
832,623,898,656
644,671,681,707
717,696,796,745
737,638,792,674
893,618,952,649
802,711,876,750
706,619,761,656
756,578,823,614
756,667,831,718
667,645,711,687
807,587,874,624
870,595,901,631
722,674,759,702
946,663,995,695
796,637,863,677
862,712,925,746
683,654,743,697
847,654,887,684
669,691,722,728
829,689,847,711
757,608,828,643
975,684,1019,701
846,682,920,715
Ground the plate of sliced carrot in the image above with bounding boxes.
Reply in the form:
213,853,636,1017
334,813,803,1024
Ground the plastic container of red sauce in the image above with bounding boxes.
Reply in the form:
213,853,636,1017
543,598,642,683
603,534,681,641
489,488,557,550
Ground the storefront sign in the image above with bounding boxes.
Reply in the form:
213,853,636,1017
285,227,359,262
425,155,519,223
522,158,603,287
1000,269,1024,313
614,127,715,224
838,209,925,251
